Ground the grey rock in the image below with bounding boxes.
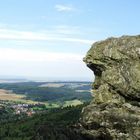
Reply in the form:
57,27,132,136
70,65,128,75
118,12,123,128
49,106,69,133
81,35,140,140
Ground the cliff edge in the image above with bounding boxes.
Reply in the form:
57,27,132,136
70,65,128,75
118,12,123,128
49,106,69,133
81,35,140,140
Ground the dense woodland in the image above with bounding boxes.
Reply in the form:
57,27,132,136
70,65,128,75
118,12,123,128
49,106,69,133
0,104,87,140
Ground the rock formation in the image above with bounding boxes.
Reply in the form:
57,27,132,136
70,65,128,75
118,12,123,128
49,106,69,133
81,35,140,140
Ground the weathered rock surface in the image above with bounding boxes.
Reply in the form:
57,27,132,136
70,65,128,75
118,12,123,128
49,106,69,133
81,35,140,140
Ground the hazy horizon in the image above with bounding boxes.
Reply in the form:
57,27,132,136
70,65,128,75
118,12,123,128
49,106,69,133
0,74,93,82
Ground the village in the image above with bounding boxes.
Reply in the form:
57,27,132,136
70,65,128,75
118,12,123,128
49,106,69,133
0,100,46,117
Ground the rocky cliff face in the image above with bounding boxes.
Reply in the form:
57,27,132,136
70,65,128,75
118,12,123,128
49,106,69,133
81,35,140,140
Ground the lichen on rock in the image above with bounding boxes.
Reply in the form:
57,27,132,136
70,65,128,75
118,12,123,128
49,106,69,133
81,35,140,140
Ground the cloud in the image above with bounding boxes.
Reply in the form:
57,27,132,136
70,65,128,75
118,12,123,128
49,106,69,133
0,48,83,62
0,48,93,80
55,4,74,12
0,28,93,44
0,47,93,79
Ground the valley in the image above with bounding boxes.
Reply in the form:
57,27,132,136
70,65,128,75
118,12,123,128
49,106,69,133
0,81,91,140
0,81,92,121
0,81,92,107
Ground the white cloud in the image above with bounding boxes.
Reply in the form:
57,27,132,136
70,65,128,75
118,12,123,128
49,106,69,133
55,4,74,12
0,48,83,62
0,48,92,79
0,28,93,45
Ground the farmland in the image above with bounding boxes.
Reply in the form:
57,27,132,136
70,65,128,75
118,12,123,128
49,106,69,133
0,89,40,104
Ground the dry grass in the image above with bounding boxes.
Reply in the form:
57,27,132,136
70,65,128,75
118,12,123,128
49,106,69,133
0,89,25,101
0,89,39,104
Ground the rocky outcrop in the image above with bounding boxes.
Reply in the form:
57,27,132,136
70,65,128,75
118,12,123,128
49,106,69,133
81,35,140,140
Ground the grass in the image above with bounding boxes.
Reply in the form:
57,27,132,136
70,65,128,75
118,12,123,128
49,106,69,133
0,89,25,100
0,89,42,104
63,99,83,107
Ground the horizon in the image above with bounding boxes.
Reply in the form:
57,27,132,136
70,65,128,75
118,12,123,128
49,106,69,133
0,75,93,82
0,0,139,80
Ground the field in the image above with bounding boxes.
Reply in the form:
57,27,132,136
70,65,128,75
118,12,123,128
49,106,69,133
0,89,25,100
0,89,40,104
63,99,83,107
39,83,65,88
0,82,92,107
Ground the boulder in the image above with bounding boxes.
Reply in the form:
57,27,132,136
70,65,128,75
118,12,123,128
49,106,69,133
81,35,140,140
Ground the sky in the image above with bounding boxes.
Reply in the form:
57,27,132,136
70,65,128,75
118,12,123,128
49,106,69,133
0,0,139,81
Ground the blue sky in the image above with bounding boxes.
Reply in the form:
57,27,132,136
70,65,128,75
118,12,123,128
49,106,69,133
0,0,139,80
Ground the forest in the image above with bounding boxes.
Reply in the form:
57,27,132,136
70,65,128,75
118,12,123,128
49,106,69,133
0,103,88,140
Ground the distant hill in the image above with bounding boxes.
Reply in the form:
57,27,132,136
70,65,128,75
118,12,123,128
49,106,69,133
0,82,92,105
